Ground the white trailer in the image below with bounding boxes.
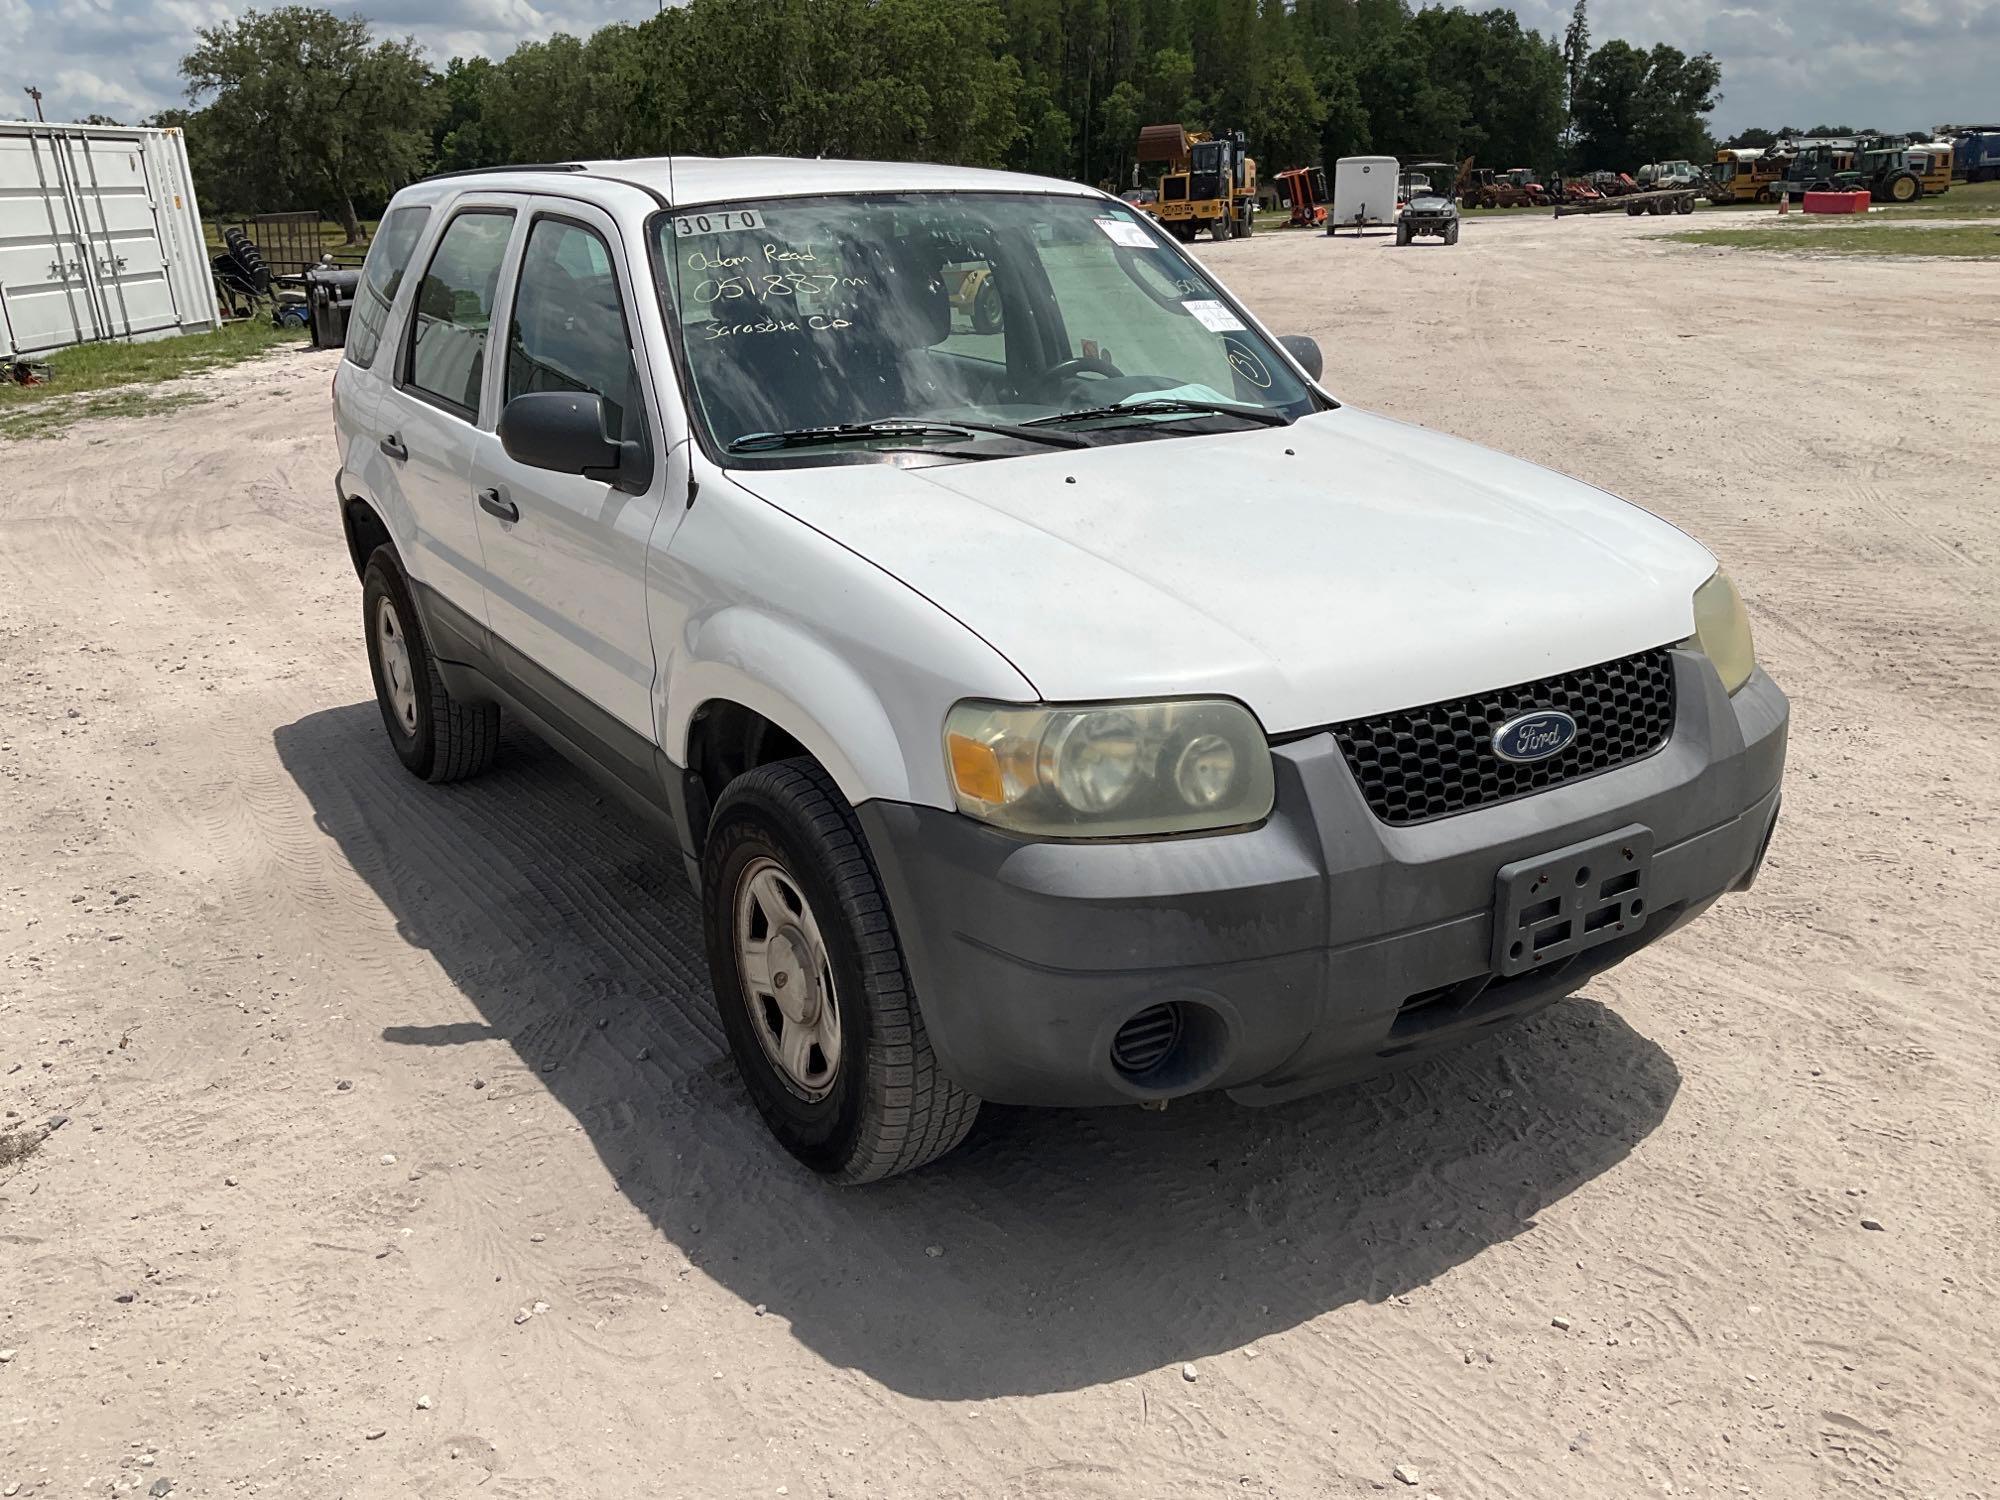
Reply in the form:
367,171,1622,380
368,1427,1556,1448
0,121,221,361
1329,155,1400,234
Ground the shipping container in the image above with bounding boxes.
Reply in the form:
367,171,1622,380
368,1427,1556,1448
0,120,221,360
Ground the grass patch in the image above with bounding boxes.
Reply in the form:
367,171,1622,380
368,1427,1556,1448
1,320,308,440
1667,220,2000,260
1872,177,2000,217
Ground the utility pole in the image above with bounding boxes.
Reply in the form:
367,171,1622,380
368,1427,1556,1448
24,85,45,122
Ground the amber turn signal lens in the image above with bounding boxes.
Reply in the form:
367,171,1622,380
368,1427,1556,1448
947,731,1006,805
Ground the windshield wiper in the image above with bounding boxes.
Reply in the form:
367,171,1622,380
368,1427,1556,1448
1025,398,1290,430
728,418,1086,454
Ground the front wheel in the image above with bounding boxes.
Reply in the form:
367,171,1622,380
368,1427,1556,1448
1444,220,1460,245
702,760,980,1183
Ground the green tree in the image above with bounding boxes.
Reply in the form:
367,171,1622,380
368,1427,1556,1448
1561,0,1589,165
1250,50,1326,171
1572,40,1719,170
180,6,438,240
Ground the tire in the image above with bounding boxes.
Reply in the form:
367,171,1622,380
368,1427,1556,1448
1240,209,1253,238
1444,221,1459,245
970,280,1002,335
1677,194,1695,214
1396,222,1411,246
702,759,980,1184
1890,173,1919,203
361,547,499,783
1211,216,1232,241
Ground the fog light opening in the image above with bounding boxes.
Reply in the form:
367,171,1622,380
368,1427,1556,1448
1108,1000,1229,1092
1111,1004,1182,1077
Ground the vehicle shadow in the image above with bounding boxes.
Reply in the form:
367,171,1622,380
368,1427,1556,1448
275,703,1681,1400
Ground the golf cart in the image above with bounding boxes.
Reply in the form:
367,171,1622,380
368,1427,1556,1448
1396,161,1460,245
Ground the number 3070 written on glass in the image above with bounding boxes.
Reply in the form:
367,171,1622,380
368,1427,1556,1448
674,209,765,236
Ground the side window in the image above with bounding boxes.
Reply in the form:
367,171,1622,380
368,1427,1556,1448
403,209,515,418
504,217,638,441
344,204,430,369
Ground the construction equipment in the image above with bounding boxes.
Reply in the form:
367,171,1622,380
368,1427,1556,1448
1136,124,1258,242
1907,142,1954,196
1274,166,1328,228
1708,148,1788,204
1947,127,2000,182
1852,145,1926,203
1458,164,1547,209
1767,140,1858,199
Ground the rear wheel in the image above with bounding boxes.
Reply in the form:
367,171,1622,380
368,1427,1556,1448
1211,216,1232,241
361,548,498,783
703,759,980,1183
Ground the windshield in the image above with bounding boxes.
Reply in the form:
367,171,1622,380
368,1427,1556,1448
651,192,1316,464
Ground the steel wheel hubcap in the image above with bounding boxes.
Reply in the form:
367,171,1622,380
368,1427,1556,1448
376,596,418,738
733,858,841,1100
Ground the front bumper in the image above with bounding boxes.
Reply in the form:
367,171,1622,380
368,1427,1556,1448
859,652,1787,1108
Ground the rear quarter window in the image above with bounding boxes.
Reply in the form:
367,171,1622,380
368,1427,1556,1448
344,205,432,370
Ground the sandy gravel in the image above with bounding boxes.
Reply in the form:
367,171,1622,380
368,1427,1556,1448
3,211,1998,1499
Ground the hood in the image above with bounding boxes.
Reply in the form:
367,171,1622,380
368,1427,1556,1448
734,408,1715,733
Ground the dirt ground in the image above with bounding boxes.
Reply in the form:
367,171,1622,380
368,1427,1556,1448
4,211,1998,1500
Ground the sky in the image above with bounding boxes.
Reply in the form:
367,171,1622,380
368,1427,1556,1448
3,0,1996,138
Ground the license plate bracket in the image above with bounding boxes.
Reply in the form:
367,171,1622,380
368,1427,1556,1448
1492,824,1654,977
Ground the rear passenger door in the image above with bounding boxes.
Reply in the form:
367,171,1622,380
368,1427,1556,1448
377,199,521,627
469,199,676,745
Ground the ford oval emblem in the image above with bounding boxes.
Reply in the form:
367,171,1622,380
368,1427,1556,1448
1492,710,1577,763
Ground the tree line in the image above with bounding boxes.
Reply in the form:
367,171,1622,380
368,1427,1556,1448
145,0,1719,238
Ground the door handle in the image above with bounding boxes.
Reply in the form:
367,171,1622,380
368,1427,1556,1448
478,487,519,523
379,434,408,462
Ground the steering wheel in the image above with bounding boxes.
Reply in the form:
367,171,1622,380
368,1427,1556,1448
1043,353,1124,383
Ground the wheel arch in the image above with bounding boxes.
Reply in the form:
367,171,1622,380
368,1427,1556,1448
664,607,931,831
342,494,395,580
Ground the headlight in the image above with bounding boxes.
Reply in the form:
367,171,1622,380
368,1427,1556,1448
944,699,1274,836
1689,570,1756,695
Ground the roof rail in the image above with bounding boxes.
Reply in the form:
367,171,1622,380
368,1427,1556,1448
420,162,588,182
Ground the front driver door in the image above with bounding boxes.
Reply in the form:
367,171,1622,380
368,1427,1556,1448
469,201,676,746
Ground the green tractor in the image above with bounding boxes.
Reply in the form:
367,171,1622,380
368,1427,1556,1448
1853,146,1925,203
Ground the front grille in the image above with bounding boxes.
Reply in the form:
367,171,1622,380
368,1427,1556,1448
1331,647,1677,825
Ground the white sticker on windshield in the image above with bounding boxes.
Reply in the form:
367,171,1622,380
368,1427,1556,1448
673,208,766,237
1096,217,1157,248
1183,299,1246,332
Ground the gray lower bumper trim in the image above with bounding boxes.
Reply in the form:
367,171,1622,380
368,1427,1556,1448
861,656,1787,1109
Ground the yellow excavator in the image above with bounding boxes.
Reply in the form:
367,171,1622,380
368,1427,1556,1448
1136,123,1258,241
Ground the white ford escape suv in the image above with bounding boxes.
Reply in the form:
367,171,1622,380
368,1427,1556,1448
332,156,1787,1182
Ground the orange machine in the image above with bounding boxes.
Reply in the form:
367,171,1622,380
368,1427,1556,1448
1274,166,1328,227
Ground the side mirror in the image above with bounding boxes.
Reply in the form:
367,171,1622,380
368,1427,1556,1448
1278,333,1324,382
498,391,653,494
